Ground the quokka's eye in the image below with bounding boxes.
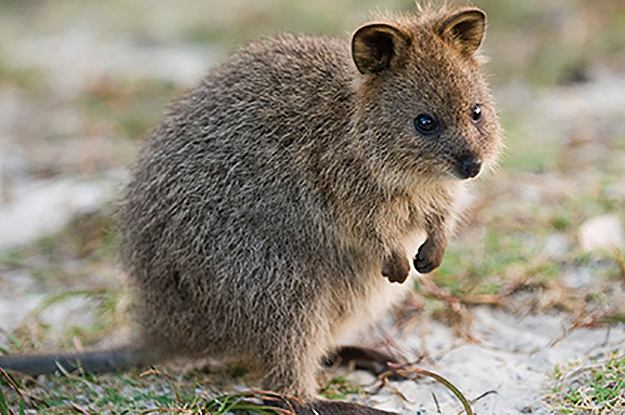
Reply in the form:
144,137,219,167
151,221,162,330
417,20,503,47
471,104,482,121
414,114,439,135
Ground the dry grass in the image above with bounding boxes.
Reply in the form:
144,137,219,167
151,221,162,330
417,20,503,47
544,350,625,414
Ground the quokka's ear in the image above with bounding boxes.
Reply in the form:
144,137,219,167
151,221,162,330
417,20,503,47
351,23,411,74
437,8,486,56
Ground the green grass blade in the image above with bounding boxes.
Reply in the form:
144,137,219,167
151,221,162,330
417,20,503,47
0,385,9,415
388,368,474,415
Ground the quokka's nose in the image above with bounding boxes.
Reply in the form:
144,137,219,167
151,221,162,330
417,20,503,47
457,154,482,179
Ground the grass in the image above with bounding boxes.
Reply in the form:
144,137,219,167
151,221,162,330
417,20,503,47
0,363,476,414
0,368,292,414
544,350,625,414
318,376,366,400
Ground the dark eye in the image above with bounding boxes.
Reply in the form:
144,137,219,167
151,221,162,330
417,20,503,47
414,114,439,135
471,104,482,121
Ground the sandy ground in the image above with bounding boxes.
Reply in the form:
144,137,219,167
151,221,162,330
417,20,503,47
356,304,625,414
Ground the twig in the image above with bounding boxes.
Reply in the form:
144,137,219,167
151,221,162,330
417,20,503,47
471,389,497,403
140,368,183,404
0,368,26,403
70,403,91,414
431,391,441,413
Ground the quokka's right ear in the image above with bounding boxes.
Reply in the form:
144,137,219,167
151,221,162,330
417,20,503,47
437,8,486,57
351,23,411,74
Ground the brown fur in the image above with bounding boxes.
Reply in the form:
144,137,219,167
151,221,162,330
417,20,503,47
1,4,501,413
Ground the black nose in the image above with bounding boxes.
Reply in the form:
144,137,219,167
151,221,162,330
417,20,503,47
457,155,482,179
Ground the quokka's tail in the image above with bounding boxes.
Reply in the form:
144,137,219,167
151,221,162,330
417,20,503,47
0,346,153,376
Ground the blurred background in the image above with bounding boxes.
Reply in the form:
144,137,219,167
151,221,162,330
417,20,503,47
0,0,624,406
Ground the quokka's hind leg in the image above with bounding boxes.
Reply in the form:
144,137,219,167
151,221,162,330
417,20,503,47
257,333,401,414
325,345,404,377
257,331,324,401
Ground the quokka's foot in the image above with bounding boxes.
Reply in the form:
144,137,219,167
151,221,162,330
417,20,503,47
305,400,399,414
326,346,406,379
262,397,399,414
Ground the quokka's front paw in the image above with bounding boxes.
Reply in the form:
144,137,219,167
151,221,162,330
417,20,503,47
382,249,411,284
414,238,445,274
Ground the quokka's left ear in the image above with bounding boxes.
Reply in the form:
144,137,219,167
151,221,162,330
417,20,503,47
437,8,486,57
351,23,411,74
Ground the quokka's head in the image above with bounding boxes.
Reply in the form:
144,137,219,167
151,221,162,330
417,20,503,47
351,5,502,188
